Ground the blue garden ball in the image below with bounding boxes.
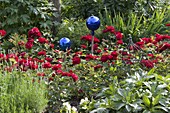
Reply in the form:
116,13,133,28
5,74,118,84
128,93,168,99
59,37,71,51
86,16,100,31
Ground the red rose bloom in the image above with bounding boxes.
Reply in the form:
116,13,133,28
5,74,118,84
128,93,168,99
81,35,100,43
165,23,170,26
116,40,123,45
47,44,53,49
100,55,108,62
28,27,41,39
29,61,38,70
102,26,115,33
37,72,45,77
81,44,87,49
45,57,53,62
71,73,78,82
141,37,152,44
72,56,81,65
0,30,6,36
25,41,33,49
115,31,123,40
94,64,103,70
135,41,144,48
141,59,154,68
52,64,62,70
38,37,48,44
38,50,46,56
42,62,52,68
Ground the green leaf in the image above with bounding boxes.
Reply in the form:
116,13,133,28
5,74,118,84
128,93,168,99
143,110,151,113
117,88,125,97
125,104,131,112
152,95,161,106
148,68,155,75
115,102,125,110
143,95,150,107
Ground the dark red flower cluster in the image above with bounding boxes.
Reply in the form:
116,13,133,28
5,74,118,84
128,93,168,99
85,54,98,61
38,37,48,44
102,26,124,45
72,56,81,65
81,35,100,43
0,30,6,37
140,59,154,68
94,64,103,70
28,27,42,39
42,62,52,68
155,34,170,42
157,42,170,53
52,64,62,71
165,23,170,26
102,26,115,33
57,70,78,82
38,50,46,56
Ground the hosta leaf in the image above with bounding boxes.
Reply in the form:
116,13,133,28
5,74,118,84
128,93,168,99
143,110,151,113
114,102,125,110
154,106,168,112
117,88,125,97
90,108,108,113
143,95,150,107
125,104,132,112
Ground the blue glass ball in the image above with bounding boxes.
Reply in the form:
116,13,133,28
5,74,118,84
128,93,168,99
59,37,71,51
86,16,100,31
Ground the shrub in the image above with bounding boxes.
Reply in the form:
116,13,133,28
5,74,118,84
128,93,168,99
0,71,48,113
0,0,59,34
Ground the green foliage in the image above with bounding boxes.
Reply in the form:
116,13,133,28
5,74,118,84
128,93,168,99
100,9,170,42
79,71,170,112
61,0,170,20
56,19,91,50
0,0,59,34
0,71,48,113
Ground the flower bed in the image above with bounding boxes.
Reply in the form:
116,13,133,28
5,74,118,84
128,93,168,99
0,25,170,112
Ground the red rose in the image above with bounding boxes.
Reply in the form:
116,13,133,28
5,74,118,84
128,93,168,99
37,72,45,77
45,57,53,62
81,44,87,49
100,55,108,62
93,43,98,51
81,35,100,43
72,56,81,65
102,26,115,33
38,50,46,56
71,73,78,82
85,54,95,61
94,64,103,70
25,41,33,49
165,23,170,26
42,62,52,68
0,30,6,37
28,27,41,39
52,64,62,70
115,31,123,40
96,49,102,54
116,40,123,45
135,41,144,48
38,37,48,44
29,61,38,70
50,43,54,49
141,59,154,68
141,37,152,44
